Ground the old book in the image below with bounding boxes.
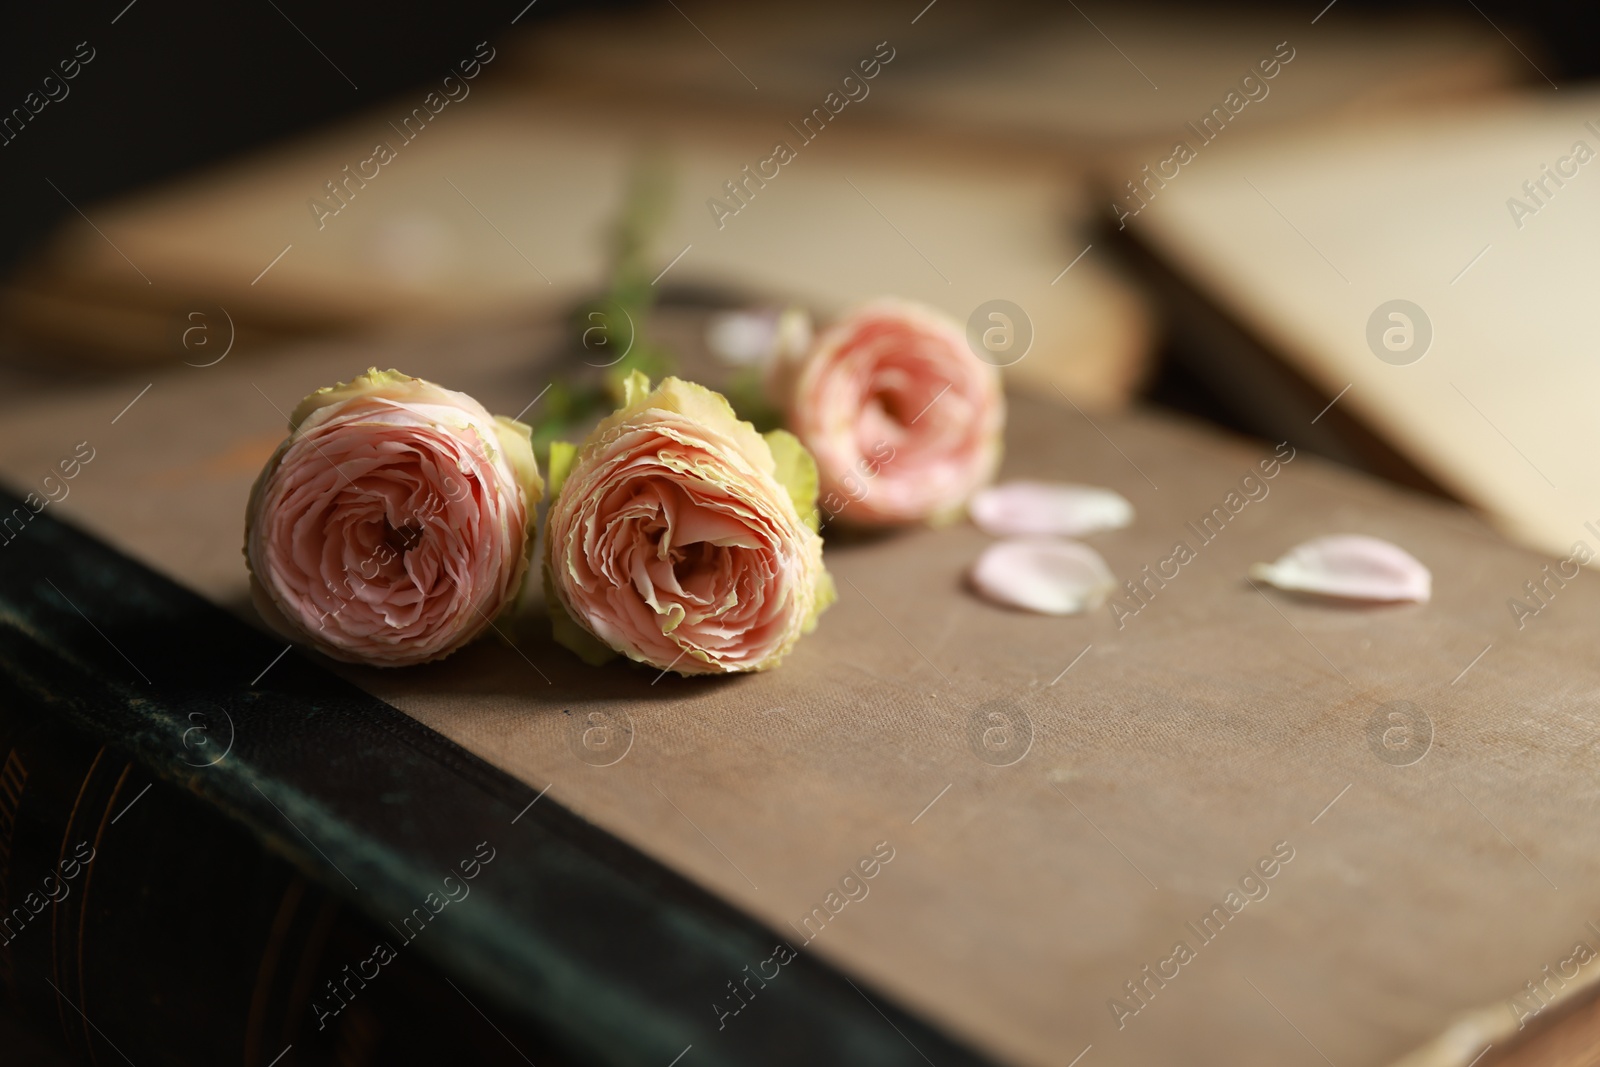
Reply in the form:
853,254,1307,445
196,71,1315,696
1113,85,1600,560
0,4,1529,411
0,65,1149,409
509,1,1522,155
0,311,1595,1065
0,492,983,1066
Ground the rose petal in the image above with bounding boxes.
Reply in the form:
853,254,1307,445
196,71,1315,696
706,308,812,367
970,538,1116,616
1248,535,1430,603
969,481,1133,537
707,310,778,366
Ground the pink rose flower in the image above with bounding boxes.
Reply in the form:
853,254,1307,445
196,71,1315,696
773,298,1004,526
245,369,543,667
544,373,833,675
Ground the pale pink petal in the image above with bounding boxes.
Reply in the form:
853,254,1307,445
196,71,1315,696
707,310,779,366
706,308,812,367
969,481,1133,537
1248,535,1431,603
970,539,1115,616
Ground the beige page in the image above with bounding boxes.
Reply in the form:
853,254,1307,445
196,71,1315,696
1121,87,1600,560
3,85,1146,407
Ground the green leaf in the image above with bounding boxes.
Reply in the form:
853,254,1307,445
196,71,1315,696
762,428,822,530
547,440,577,500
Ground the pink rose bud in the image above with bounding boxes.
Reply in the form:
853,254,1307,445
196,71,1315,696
245,369,543,667
544,373,834,675
773,298,1004,527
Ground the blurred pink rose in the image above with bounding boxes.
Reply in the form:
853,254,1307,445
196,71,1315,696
245,369,543,667
773,298,1004,526
544,373,833,675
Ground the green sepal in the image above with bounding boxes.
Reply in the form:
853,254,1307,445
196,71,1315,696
762,429,822,531
547,440,577,501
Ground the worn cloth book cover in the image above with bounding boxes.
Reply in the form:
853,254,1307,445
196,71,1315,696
1,314,1596,1066
0,485,983,1066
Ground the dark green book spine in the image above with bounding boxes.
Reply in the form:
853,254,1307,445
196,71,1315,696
0,490,996,1067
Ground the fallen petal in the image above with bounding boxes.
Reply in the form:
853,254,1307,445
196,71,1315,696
706,307,812,367
1249,535,1431,603
706,310,777,366
970,539,1116,615
969,481,1134,537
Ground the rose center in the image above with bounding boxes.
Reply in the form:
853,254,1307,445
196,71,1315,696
383,518,424,555
671,539,716,574
871,386,918,427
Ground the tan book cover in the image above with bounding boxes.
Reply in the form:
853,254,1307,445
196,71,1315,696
0,312,1595,1065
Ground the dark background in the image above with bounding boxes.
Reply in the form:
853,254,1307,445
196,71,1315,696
0,0,1595,278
